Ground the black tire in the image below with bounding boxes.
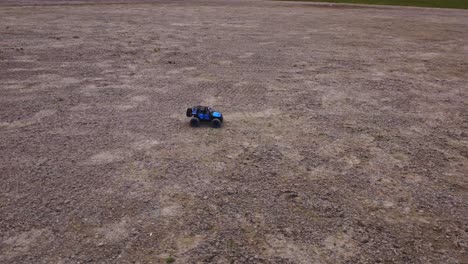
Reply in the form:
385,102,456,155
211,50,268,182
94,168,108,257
190,117,200,127
211,118,221,128
186,108,192,117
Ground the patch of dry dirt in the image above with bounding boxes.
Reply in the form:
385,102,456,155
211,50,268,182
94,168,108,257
0,0,467,263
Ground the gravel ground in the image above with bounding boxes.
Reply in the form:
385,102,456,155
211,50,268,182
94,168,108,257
0,0,467,263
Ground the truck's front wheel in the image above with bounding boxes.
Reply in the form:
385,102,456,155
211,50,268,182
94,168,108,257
211,118,221,128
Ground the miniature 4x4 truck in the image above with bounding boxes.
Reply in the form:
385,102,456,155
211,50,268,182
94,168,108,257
186,106,223,128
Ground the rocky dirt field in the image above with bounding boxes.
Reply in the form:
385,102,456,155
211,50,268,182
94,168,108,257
0,0,467,263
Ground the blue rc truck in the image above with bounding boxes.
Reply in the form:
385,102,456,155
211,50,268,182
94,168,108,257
186,106,223,128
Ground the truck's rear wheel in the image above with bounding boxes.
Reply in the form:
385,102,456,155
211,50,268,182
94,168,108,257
190,117,200,127
186,108,192,117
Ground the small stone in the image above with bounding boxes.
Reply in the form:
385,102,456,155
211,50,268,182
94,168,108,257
360,236,370,243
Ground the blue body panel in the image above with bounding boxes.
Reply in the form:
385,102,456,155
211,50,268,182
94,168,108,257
197,113,211,121
212,112,222,118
